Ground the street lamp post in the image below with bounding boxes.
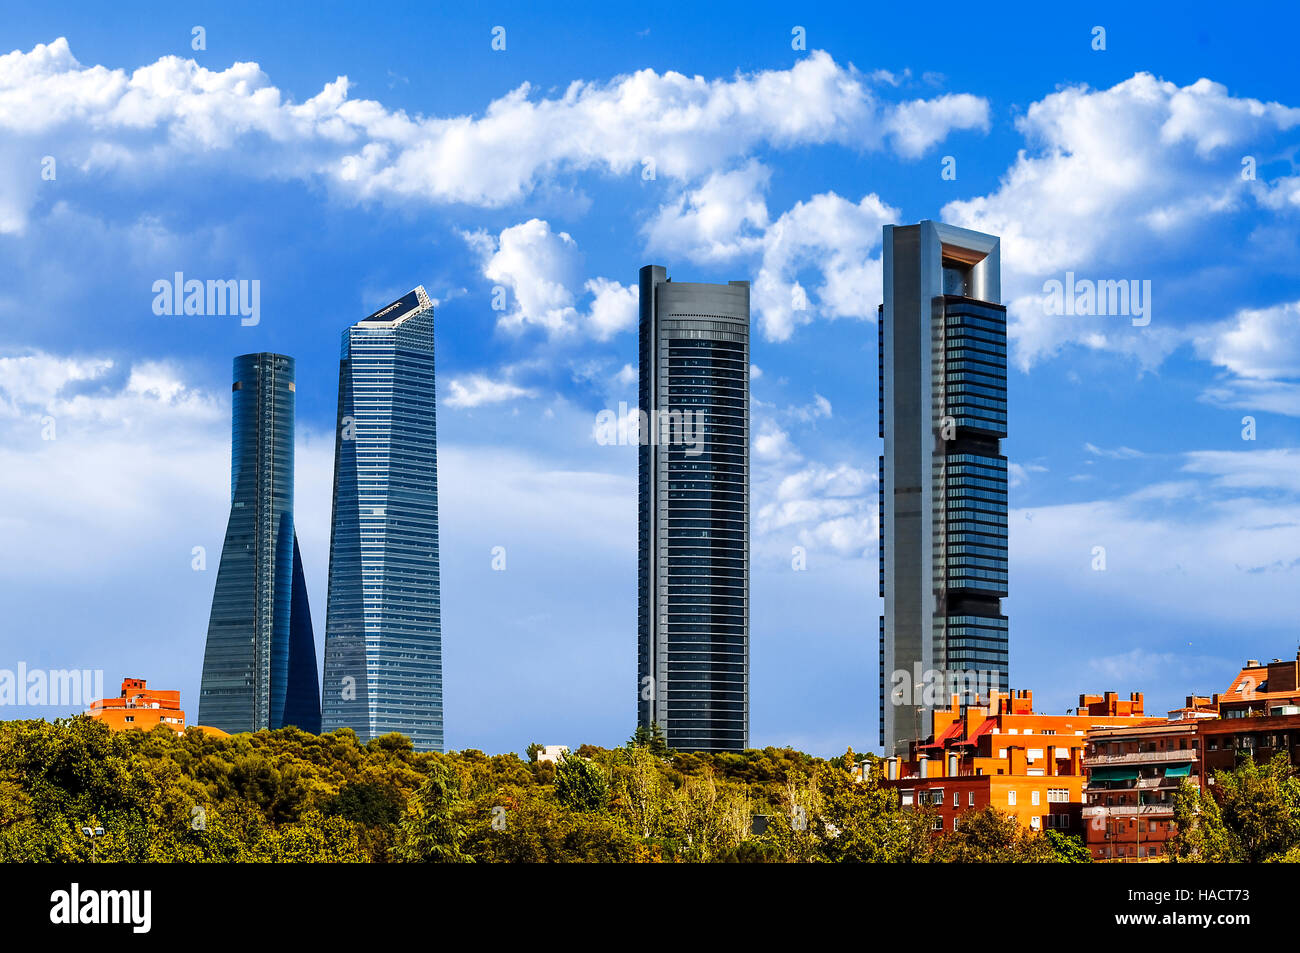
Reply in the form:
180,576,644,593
81,826,105,863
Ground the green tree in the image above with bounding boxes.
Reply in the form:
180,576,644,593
554,754,609,814
818,761,935,863
394,764,472,863
614,746,667,839
1214,754,1300,862
668,765,752,862
935,806,1056,863
253,810,367,862
1170,777,1238,862
1044,830,1091,863
626,722,670,757
1172,755,1300,863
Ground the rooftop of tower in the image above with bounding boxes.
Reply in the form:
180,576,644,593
359,285,433,327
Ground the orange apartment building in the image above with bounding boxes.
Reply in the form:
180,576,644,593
881,651,1300,856
86,677,228,736
881,688,1156,836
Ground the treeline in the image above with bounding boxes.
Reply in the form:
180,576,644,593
0,717,1291,862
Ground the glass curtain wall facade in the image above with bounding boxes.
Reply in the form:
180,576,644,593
321,287,443,751
199,353,321,734
638,265,750,753
879,222,1007,756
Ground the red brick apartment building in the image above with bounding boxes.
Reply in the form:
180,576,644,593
1083,652,1300,861
1200,655,1300,775
1082,700,1215,861
880,689,1154,835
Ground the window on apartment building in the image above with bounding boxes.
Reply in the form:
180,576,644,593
1207,738,1218,750
969,792,975,807
932,817,943,831
953,792,959,808
1007,728,1017,735
1031,790,1041,806
1048,788,1069,803
902,789,914,806
1007,791,1016,806
1030,816,1041,830
953,817,960,831
125,716,134,723
1024,728,1033,734
998,748,1007,758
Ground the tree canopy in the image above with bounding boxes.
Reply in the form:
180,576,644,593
7,716,1284,863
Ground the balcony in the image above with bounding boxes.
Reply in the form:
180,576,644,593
1084,749,1198,765
1134,776,1188,789
1082,804,1175,818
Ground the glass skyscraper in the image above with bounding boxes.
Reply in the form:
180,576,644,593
321,287,443,751
199,352,321,734
879,221,1008,756
638,265,750,753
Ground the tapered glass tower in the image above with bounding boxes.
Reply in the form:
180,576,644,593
879,221,1008,756
321,287,443,751
638,265,750,753
199,352,320,734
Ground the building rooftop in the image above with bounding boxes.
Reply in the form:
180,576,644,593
358,286,433,327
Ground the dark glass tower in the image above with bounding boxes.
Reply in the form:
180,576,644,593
879,221,1007,756
199,353,321,734
638,265,750,753
321,287,443,751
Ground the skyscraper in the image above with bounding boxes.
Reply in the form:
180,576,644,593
879,221,1008,756
199,353,321,734
638,265,750,753
321,287,443,751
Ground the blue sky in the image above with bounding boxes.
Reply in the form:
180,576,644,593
1,1,1298,756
